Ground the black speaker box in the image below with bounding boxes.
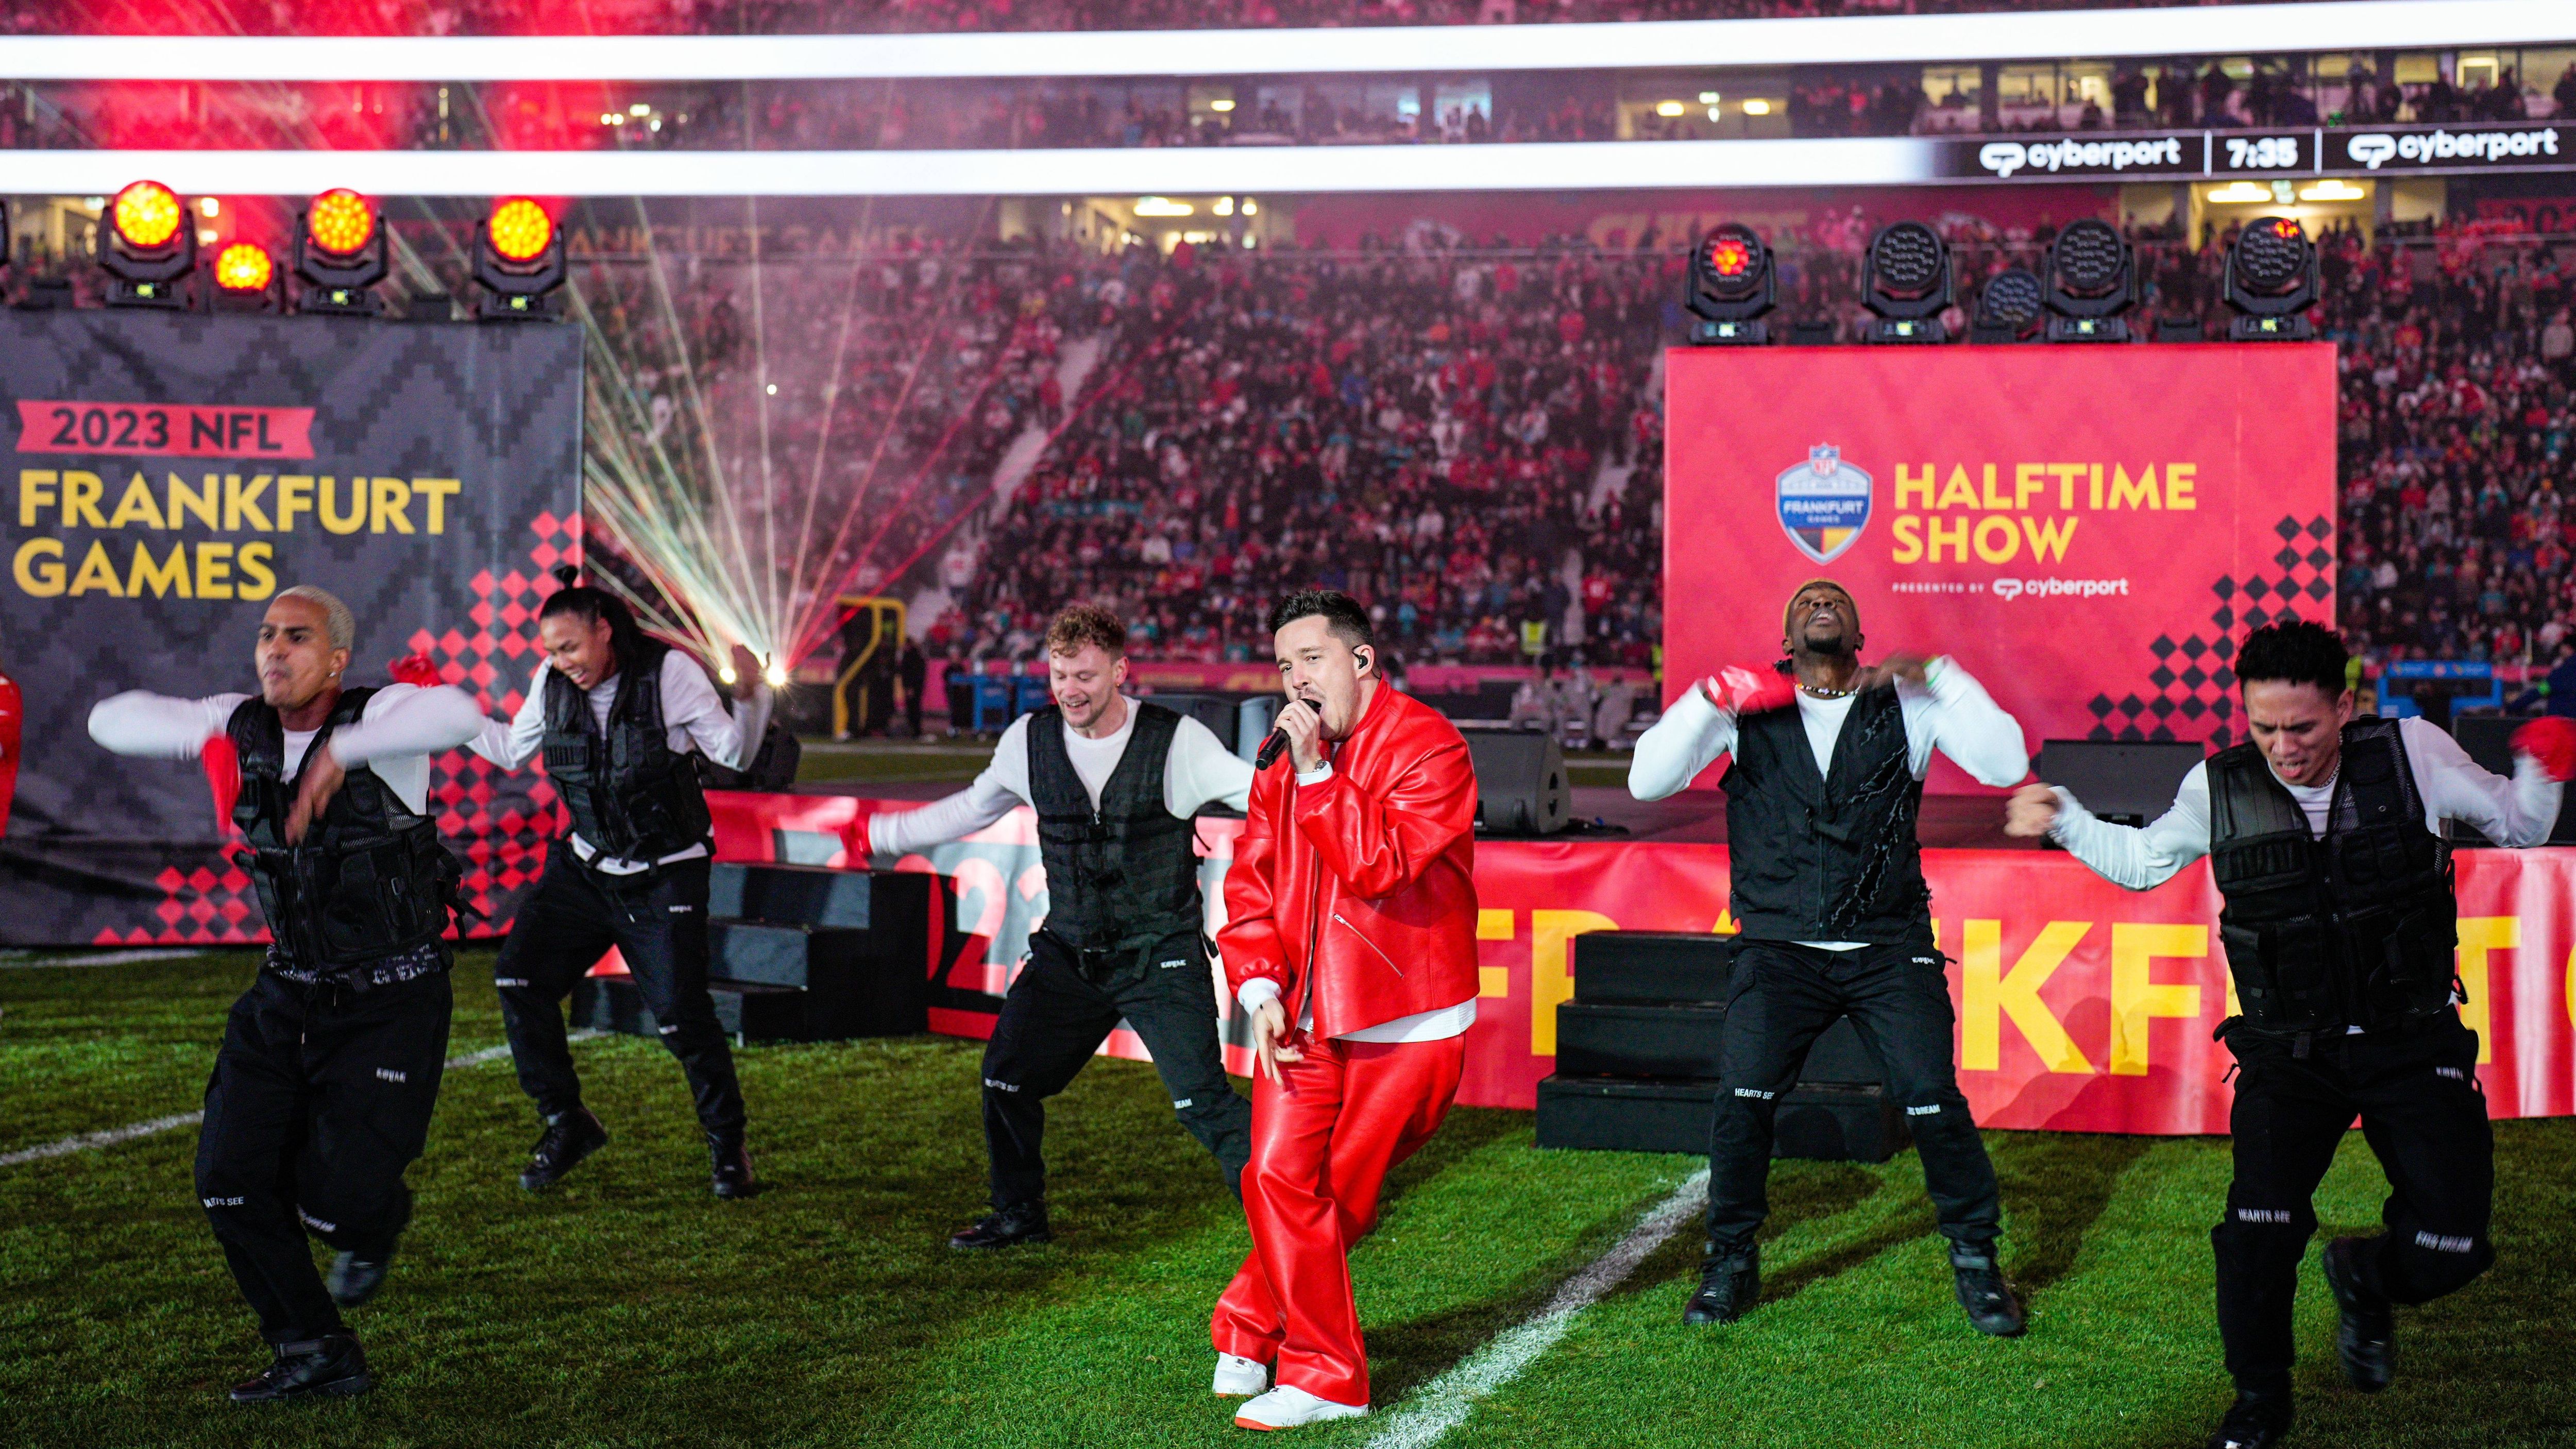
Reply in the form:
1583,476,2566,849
1534,1076,1909,1162
1462,727,1571,836
2035,739,2206,827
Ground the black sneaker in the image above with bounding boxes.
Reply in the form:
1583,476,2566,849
1681,1248,1759,1325
2204,1388,2293,1449
948,1201,1052,1250
227,1333,371,1404
326,1249,392,1308
2323,1236,2395,1393
519,1107,609,1192
710,1135,759,1200
1950,1241,2027,1337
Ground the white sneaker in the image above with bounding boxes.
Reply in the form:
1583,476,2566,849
1212,1352,1269,1397
1234,1384,1368,1430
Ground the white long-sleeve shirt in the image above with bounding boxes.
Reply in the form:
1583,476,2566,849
2048,714,2563,891
88,682,489,814
474,656,774,872
1628,657,2029,952
868,695,1252,856
1629,656,2031,804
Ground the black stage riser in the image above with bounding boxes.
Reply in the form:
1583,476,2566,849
1556,1002,1880,1085
1535,1076,1911,1163
711,862,930,933
1572,931,1735,1004
572,975,817,1044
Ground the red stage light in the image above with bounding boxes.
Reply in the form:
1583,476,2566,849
488,199,553,264
2268,217,2304,241
1705,235,1753,279
306,189,376,256
214,242,274,293
111,181,184,251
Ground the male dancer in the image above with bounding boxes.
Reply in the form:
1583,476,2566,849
1213,590,1480,1430
89,587,487,1402
1630,578,2033,1334
2007,620,2571,1449
860,603,1253,1249
472,568,772,1198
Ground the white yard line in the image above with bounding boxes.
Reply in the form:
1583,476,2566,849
0,949,210,969
1362,1169,1710,1449
0,1031,601,1169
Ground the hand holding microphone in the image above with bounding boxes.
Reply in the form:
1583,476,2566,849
1258,696,1326,773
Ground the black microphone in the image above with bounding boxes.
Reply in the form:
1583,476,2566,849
1255,700,1313,770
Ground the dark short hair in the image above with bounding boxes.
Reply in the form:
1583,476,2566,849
2234,618,2347,696
1266,589,1375,650
1044,603,1125,658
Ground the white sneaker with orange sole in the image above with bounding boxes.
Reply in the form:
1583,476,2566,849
1234,1384,1367,1430
1213,1353,1269,1397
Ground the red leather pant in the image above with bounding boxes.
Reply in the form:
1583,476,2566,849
1209,1032,1466,1407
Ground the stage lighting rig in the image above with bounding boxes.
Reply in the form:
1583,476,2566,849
293,188,387,316
212,241,280,313
2223,216,2318,341
1684,223,1775,345
1969,267,2043,344
2042,219,2138,343
475,198,566,321
97,180,195,310
1862,222,1950,344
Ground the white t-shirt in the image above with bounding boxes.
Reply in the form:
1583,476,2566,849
89,682,490,813
476,655,774,872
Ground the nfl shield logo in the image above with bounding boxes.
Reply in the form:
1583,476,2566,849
1776,445,1873,564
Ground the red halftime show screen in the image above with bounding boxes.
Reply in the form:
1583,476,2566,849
1665,343,2338,791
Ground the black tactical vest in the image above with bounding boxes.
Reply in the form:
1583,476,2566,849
1722,685,1930,944
540,641,715,864
1027,701,1202,952
228,688,458,969
2208,717,2458,1036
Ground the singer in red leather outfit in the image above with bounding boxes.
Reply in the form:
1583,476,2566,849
1209,590,1481,1431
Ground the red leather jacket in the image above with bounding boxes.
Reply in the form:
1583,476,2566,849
1219,684,1480,1038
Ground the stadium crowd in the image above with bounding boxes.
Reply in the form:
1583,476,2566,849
13,58,2575,156
923,242,1667,670
870,203,2576,678
6,0,2324,39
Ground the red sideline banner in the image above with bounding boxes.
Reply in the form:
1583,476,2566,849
1665,344,2338,791
706,793,2576,1132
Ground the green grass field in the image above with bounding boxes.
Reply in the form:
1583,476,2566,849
4,953,2571,1448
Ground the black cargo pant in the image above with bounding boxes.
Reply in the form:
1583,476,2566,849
195,966,452,1345
1705,937,2002,1257
494,853,747,1139
979,926,1252,1211
2214,1013,2495,1397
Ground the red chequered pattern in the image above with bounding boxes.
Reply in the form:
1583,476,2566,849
111,512,584,946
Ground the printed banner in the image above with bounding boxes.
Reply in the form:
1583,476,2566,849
706,793,2576,1131
0,309,584,946
1665,343,2338,791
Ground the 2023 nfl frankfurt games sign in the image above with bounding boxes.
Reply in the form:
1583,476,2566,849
0,309,582,946
1665,343,2339,791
